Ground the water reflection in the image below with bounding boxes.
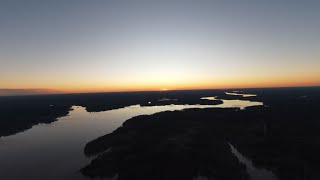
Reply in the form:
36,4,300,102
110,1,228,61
158,98,178,101
0,99,263,180
201,96,218,100
201,96,262,110
225,92,257,97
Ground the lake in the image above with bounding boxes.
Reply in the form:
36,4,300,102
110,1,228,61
0,95,263,180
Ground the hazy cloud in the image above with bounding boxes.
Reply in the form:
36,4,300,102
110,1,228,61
0,89,63,96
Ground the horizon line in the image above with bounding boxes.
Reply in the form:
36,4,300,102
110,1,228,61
1,85,319,97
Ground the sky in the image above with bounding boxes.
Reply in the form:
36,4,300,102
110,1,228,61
1,0,320,95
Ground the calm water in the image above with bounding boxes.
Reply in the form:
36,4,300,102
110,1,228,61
0,96,263,180
225,92,257,97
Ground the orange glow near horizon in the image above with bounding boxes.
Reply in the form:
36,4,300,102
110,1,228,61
2,75,319,94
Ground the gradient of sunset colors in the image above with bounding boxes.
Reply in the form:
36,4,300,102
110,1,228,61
1,0,320,95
